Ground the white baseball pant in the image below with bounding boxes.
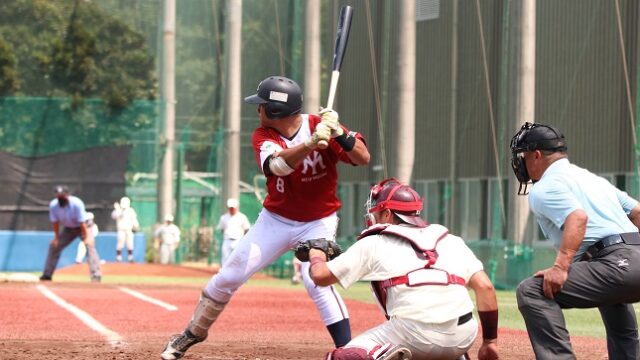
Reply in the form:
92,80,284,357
344,316,477,360
204,208,349,325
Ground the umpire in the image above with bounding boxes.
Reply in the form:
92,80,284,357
510,122,640,360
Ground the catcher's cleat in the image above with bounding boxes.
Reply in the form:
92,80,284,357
160,330,205,360
377,345,412,360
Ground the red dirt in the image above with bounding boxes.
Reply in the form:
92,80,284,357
1,263,608,359
57,262,222,278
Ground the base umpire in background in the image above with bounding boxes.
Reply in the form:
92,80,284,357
511,122,640,359
41,185,102,282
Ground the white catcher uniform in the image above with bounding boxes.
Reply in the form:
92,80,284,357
327,223,484,360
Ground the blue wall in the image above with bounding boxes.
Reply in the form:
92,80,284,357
0,231,146,271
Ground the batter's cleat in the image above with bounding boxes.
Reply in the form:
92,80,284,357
378,345,412,360
160,330,204,360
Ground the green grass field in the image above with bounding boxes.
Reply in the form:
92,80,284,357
9,271,639,339
333,282,640,339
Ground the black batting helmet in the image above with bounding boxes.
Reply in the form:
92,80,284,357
244,76,303,119
365,178,427,227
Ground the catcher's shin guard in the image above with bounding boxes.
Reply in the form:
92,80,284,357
186,292,227,339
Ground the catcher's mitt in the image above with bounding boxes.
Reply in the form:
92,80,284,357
294,239,342,262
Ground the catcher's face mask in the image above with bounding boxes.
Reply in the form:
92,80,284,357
510,122,567,195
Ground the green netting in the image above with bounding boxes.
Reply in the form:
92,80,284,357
127,176,265,264
0,97,158,159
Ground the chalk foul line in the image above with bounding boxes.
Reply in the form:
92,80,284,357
36,284,126,348
118,286,178,311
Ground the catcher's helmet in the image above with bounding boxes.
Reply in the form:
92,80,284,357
510,122,567,194
365,178,427,227
244,76,303,119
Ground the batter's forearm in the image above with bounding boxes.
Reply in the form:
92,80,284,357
276,144,314,170
345,139,370,165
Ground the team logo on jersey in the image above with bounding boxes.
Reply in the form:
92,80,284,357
302,151,326,178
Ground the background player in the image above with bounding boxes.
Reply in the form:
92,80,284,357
41,185,102,282
111,196,139,262
75,212,99,264
216,198,251,266
161,75,370,359
302,178,499,360
155,214,181,265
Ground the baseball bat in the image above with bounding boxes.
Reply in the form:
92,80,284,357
318,5,353,149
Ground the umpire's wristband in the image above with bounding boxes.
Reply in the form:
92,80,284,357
335,132,356,152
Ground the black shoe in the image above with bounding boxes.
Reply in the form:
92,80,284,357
39,275,52,281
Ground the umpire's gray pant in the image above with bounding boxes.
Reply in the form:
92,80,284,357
517,243,640,360
43,227,102,279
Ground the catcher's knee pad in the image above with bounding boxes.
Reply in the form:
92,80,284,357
187,292,227,339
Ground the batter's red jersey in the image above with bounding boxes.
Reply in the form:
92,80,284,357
252,114,366,222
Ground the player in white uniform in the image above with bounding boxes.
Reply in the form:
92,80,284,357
111,196,139,262
217,198,251,265
306,178,500,360
75,212,99,263
161,75,370,360
156,214,181,265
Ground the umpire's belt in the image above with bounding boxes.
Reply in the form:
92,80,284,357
457,312,473,326
585,232,640,259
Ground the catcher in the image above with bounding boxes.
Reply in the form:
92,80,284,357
297,178,500,360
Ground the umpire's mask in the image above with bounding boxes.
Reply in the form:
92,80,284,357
510,122,567,195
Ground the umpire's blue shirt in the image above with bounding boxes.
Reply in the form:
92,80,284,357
49,195,88,228
528,158,638,261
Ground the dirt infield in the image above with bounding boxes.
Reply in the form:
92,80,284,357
57,262,223,278
1,263,608,359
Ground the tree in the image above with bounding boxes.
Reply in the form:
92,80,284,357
0,0,156,110
0,37,19,96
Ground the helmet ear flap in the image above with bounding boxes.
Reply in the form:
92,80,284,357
265,102,290,119
265,101,302,119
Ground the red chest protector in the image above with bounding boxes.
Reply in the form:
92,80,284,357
358,224,466,319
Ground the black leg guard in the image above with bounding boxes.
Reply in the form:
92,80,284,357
327,318,351,348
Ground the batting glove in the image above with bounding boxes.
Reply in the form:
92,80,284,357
320,108,344,137
305,123,332,149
